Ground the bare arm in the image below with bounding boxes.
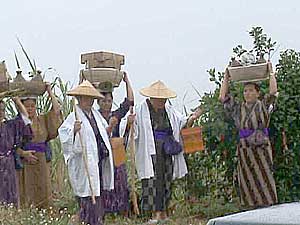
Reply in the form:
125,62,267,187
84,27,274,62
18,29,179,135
46,83,61,115
123,72,134,102
13,97,29,118
219,68,230,102
268,62,278,95
186,107,203,127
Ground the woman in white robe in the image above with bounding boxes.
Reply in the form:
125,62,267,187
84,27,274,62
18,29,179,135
59,80,114,225
120,80,202,224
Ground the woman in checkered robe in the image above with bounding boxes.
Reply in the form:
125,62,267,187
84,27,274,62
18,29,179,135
141,99,174,213
121,80,202,222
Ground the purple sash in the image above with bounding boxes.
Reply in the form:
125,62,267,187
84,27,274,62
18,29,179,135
154,130,182,155
154,131,170,140
24,142,47,153
239,128,269,138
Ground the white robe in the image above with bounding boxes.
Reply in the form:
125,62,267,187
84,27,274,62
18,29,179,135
120,100,188,180
58,105,114,197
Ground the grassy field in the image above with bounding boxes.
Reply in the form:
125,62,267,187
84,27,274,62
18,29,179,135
1,77,242,224
0,189,241,225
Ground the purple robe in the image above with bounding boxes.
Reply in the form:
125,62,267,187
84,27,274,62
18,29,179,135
100,98,133,213
0,115,32,205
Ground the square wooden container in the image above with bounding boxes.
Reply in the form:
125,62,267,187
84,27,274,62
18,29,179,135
110,137,126,167
228,63,269,83
81,51,124,70
181,126,204,154
79,68,124,88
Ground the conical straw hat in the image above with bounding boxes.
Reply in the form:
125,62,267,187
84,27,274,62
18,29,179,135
67,80,104,99
139,80,177,99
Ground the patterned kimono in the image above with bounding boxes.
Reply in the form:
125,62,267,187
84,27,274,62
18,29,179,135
0,115,32,206
141,99,174,212
223,94,278,207
17,109,62,208
101,98,133,213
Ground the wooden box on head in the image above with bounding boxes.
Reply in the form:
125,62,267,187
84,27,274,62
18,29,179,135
81,51,125,70
228,63,269,83
80,51,125,88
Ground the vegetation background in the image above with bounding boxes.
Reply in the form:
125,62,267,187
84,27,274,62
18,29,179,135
1,27,300,225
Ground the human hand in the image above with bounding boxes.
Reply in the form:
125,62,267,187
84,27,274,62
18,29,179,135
123,72,129,83
190,107,203,121
267,61,275,76
74,120,82,134
109,116,118,128
45,82,52,95
127,114,136,125
224,68,230,80
12,96,21,103
22,150,38,164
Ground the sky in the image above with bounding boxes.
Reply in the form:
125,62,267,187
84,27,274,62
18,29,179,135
1,0,299,112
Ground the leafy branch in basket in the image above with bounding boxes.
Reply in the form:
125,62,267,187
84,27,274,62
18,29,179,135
249,26,277,61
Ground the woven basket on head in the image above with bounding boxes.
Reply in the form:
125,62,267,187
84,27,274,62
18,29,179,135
10,73,46,96
228,63,269,83
80,68,124,88
81,51,125,70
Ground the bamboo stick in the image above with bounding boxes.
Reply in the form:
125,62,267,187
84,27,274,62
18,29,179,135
129,106,140,215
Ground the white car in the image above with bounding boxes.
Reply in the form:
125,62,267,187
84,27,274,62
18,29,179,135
207,202,300,225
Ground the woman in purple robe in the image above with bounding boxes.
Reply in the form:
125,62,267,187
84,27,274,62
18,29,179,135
0,97,36,206
97,73,134,215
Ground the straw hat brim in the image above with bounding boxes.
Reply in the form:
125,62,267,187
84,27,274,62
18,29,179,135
139,87,177,99
67,86,104,99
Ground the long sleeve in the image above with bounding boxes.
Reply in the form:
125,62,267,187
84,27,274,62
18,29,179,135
111,98,134,121
45,107,63,140
222,94,241,129
58,112,82,163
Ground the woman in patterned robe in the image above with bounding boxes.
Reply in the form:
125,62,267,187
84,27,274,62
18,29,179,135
17,83,62,209
0,97,35,206
219,62,278,207
97,73,134,215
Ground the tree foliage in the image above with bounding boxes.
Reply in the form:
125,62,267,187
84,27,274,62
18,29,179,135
187,27,300,204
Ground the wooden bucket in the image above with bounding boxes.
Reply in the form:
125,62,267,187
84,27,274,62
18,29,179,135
81,51,125,70
228,63,269,83
80,68,124,88
181,127,204,154
110,137,126,167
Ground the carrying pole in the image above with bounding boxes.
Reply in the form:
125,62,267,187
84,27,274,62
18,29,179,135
128,106,140,215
